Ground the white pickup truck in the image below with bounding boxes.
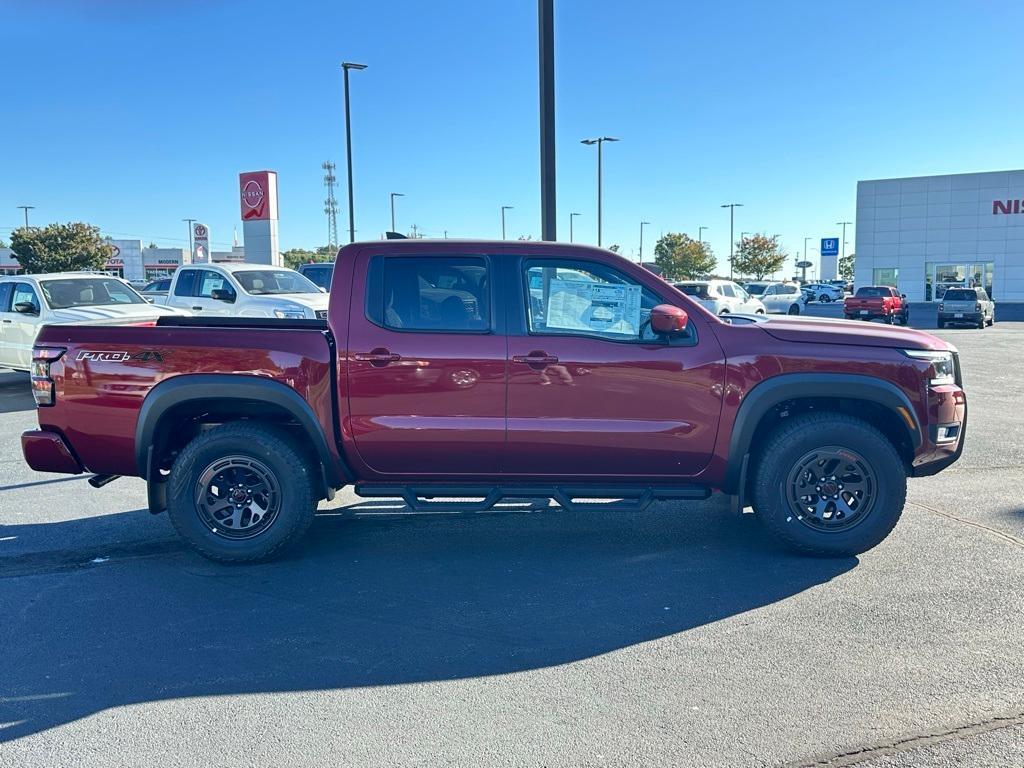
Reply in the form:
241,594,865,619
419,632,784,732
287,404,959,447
158,263,329,319
0,273,185,372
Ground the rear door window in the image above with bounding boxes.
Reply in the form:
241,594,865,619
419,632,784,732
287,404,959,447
366,256,491,333
173,270,198,297
0,283,12,311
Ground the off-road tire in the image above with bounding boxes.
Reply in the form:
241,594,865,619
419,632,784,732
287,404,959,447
751,412,907,557
167,422,317,563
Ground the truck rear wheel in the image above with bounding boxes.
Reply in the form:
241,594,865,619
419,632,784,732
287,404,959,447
167,423,316,563
751,413,906,557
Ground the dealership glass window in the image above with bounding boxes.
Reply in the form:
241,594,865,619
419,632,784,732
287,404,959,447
872,267,899,287
925,262,994,301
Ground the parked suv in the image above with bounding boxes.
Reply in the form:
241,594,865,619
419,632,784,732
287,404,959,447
297,262,335,292
937,287,994,329
673,279,766,315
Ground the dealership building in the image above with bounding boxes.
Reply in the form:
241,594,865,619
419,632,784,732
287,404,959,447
856,169,1024,302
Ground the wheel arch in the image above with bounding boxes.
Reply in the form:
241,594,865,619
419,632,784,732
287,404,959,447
723,373,922,495
135,374,345,498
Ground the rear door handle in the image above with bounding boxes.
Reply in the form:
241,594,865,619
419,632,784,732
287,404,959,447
354,349,401,366
513,353,559,366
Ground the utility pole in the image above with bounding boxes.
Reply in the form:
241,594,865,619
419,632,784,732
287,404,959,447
639,221,650,266
182,218,196,258
342,61,367,243
581,137,619,247
721,203,743,279
17,205,35,230
390,192,405,233
323,161,339,251
501,205,514,240
569,212,580,243
538,0,556,241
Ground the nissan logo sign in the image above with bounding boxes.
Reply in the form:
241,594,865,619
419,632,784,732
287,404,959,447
242,180,264,209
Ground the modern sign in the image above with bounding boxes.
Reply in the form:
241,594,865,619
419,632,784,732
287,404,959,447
193,223,210,263
821,238,839,257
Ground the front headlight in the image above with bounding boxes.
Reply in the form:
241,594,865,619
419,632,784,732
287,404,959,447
903,349,955,386
273,307,308,319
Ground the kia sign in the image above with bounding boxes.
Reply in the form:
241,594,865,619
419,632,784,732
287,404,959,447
239,171,278,221
821,238,839,257
193,222,210,263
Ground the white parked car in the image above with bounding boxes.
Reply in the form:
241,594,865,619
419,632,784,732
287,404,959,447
747,281,806,315
673,279,766,316
0,273,187,372
162,263,329,319
803,283,845,303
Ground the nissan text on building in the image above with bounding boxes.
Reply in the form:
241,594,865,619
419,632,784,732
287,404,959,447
855,169,1024,301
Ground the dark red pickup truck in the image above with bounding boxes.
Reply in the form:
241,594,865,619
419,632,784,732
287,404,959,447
22,241,966,562
844,286,910,325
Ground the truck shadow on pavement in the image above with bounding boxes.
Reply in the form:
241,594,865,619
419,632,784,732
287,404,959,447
0,372,33,415
0,501,856,741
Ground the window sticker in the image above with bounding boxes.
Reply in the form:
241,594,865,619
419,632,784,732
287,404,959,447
544,279,642,335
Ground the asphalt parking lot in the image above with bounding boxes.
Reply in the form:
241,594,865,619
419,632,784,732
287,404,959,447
1,316,1022,767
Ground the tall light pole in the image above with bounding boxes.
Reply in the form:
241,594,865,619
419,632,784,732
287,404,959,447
501,205,514,240
803,236,814,283
698,225,708,244
638,221,650,265
538,0,556,241
342,61,367,243
569,212,581,243
581,136,619,247
17,205,35,230
183,218,196,258
389,192,405,233
837,220,852,265
721,203,743,279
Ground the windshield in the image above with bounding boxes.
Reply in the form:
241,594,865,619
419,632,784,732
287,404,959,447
40,278,147,308
233,270,320,295
942,289,976,302
855,287,891,298
301,265,334,290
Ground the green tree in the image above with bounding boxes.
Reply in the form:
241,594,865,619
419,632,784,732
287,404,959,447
731,234,787,279
839,251,855,281
653,232,716,280
10,222,113,274
282,245,336,271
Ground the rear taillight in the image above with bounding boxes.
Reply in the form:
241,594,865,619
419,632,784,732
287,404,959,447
31,347,65,407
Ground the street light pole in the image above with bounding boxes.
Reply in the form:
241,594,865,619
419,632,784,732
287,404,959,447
639,221,650,266
569,212,580,243
183,218,196,259
501,205,514,240
342,61,367,244
390,192,405,233
581,137,619,247
720,203,743,279
803,236,814,283
837,220,852,263
17,205,35,230
698,225,708,244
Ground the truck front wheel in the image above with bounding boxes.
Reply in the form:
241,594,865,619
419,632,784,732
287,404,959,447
167,423,316,563
751,413,906,557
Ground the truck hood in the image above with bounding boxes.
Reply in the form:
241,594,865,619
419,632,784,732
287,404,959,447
757,314,950,351
244,293,329,313
46,304,188,324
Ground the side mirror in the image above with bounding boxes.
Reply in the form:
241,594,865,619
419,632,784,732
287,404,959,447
650,304,688,335
13,301,39,315
210,288,235,303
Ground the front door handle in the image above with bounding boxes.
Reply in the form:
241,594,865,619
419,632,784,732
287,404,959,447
354,349,401,366
513,352,559,367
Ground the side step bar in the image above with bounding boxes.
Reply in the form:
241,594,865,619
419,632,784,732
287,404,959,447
353,484,710,514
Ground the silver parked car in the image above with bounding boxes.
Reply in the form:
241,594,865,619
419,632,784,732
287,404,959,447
937,287,995,329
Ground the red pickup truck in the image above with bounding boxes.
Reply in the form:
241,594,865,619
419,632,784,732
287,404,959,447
844,286,910,325
22,241,966,562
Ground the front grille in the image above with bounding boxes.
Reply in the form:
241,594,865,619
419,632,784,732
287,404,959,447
315,310,328,320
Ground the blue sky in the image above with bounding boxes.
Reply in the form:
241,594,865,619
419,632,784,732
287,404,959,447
2,0,1022,273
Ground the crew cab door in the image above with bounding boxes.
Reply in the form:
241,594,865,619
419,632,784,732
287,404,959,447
0,282,42,371
505,256,725,478
345,250,506,476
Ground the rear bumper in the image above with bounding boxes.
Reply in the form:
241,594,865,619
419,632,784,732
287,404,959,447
938,312,982,323
21,430,83,475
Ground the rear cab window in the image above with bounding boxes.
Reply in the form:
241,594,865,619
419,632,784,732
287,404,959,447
943,289,976,302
